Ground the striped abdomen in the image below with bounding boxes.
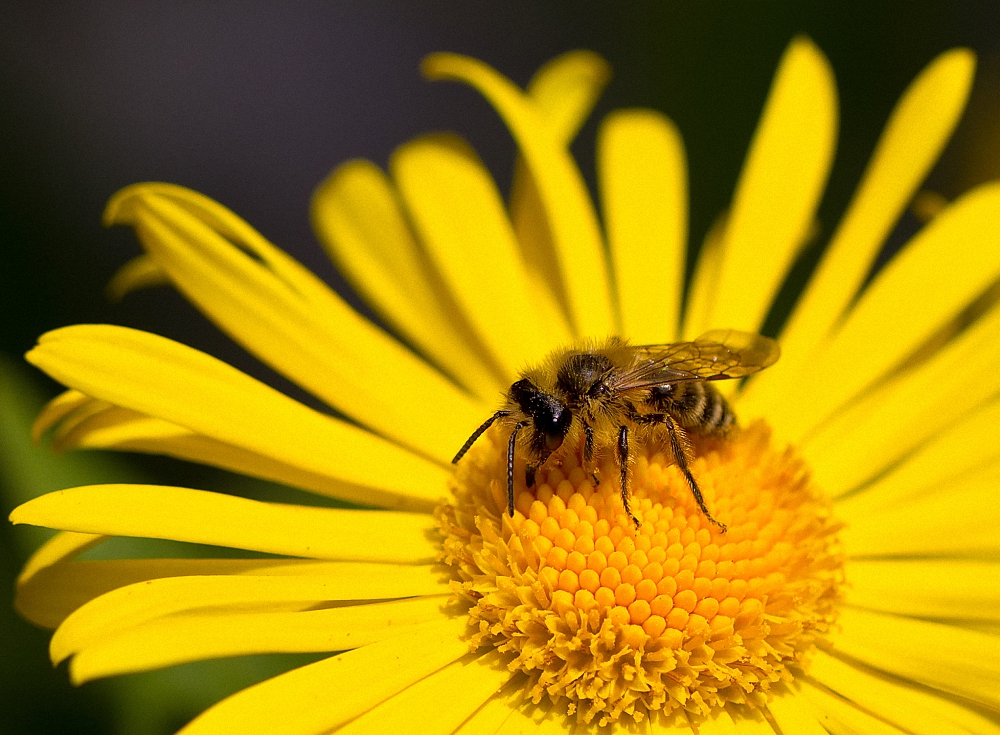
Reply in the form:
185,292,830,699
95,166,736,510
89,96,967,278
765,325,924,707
647,381,735,435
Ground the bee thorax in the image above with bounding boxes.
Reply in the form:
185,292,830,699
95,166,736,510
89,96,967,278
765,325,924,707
556,352,614,397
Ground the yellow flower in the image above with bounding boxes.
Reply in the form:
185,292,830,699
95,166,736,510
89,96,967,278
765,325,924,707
10,36,1000,734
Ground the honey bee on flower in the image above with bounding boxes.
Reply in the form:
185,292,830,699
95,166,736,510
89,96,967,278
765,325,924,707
454,330,780,530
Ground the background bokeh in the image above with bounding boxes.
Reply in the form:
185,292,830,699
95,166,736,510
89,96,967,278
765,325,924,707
2,2,1000,732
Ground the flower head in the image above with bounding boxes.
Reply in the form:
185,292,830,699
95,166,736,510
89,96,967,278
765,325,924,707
11,37,1000,735
442,422,843,726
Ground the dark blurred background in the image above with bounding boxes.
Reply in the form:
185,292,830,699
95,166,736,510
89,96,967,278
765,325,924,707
2,2,999,733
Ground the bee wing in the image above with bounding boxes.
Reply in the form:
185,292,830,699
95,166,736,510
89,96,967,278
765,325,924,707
611,330,780,391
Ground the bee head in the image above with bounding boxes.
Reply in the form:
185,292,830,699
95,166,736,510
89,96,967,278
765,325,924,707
509,378,572,451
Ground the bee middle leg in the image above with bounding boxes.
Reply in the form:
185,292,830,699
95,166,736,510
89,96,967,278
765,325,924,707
506,421,528,517
583,422,600,485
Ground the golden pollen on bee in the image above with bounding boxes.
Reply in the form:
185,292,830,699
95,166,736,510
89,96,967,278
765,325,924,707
437,422,845,727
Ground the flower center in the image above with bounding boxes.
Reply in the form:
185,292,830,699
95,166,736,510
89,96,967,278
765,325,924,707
437,422,844,726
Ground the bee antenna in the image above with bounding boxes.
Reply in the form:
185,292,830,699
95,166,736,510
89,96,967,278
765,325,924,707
453,410,510,464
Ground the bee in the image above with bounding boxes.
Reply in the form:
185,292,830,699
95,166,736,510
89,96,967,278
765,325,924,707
452,330,780,532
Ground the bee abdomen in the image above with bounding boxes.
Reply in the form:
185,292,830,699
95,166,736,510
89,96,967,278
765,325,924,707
664,382,733,435
693,383,734,434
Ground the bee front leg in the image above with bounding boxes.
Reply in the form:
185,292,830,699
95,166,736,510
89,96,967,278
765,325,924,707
507,421,528,517
617,425,640,529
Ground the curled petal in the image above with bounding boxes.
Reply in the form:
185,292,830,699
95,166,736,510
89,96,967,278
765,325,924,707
27,325,448,509
424,52,614,336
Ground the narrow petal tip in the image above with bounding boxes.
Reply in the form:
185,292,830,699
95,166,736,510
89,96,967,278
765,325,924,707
420,52,472,81
531,49,611,89
940,46,977,76
8,499,33,525
105,254,170,302
102,182,150,227
102,181,196,227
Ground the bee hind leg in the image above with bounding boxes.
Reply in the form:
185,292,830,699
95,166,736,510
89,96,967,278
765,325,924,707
661,415,727,533
583,423,595,463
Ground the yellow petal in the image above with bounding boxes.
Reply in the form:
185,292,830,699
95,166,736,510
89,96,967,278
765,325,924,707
525,50,611,144
106,184,484,460
963,621,1000,636
768,181,1000,441
11,484,438,562
742,49,975,415
391,134,558,376
26,324,447,510
830,394,1000,515
682,213,727,341
598,109,687,342
18,557,340,629
69,596,451,683
16,530,106,588
509,51,612,342
806,650,1000,735
766,689,829,735
50,563,449,666
176,617,468,735
844,560,1000,620
798,681,907,735
839,473,1000,557
105,253,169,301
697,709,776,735
46,400,392,506
335,651,510,735
453,674,528,734
507,160,577,345
805,301,1000,497
31,389,93,442
311,159,504,400
833,607,1000,709
423,53,614,336
46,395,115,448
696,37,837,334
494,705,573,735
695,711,738,735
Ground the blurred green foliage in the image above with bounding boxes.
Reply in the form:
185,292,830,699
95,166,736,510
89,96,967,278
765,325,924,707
0,357,327,734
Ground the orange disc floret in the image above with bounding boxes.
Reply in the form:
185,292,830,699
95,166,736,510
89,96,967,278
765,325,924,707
437,421,844,727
